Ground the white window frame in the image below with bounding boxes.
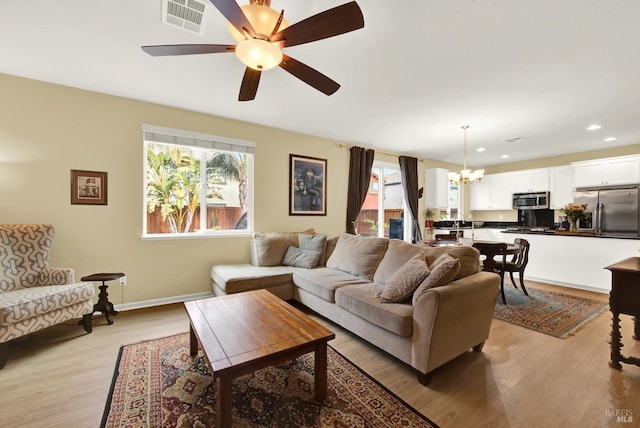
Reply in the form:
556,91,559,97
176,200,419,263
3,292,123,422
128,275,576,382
141,124,255,240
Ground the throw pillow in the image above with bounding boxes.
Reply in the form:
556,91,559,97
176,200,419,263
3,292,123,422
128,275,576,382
299,233,327,264
379,253,430,303
412,255,461,305
251,229,315,266
282,246,323,269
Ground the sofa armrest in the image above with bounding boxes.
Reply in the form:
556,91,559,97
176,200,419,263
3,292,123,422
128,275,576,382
411,271,500,374
39,267,75,285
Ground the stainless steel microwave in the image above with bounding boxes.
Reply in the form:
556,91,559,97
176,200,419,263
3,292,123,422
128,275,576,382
512,191,550,210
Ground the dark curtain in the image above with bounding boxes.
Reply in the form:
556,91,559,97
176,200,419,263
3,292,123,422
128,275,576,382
346,146,375,234
399,156,422,243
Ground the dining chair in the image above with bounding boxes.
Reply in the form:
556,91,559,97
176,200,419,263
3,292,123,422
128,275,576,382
472,242,508,304
494,238,531,297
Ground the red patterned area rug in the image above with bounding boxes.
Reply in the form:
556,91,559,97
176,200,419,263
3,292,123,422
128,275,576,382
493,287,608,338
101,333,438,427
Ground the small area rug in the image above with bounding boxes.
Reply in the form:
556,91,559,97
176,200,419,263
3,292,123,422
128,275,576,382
101,333,438,427
493,286,608,338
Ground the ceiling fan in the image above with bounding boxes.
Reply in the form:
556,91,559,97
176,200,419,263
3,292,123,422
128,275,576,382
142,0,364,101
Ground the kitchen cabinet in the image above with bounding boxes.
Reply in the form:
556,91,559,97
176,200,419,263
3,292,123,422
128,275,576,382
572,155,640,188
470,173,512,210
549,165,574,209
424,168,449,209
511,169,550,193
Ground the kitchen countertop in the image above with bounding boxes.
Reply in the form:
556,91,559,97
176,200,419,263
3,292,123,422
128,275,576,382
502,229,640,240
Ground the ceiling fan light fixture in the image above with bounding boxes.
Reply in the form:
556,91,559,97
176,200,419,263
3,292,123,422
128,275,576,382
227,3,289,42
235,38,283,70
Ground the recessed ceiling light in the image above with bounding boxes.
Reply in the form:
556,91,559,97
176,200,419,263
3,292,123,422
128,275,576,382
501,154,510,159
477,147,486,152
587,124,602,131
604,137,617,142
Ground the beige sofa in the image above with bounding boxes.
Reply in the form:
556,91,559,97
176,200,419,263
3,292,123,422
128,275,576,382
0,224,96,369
211,232,499,385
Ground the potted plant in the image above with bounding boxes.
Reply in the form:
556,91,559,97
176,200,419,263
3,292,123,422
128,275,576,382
424,208,435,229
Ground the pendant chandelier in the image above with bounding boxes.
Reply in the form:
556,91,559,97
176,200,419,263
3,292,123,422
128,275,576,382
447,125,485,184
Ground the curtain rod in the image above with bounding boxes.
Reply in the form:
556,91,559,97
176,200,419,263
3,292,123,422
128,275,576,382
336,143,424,162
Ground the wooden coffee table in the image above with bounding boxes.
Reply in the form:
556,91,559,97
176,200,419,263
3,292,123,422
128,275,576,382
184,289,335,427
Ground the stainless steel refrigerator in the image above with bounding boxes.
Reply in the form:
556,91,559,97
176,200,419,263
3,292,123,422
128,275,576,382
573,186,640,237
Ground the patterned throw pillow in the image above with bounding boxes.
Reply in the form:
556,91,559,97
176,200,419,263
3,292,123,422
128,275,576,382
379,253,430,303
412,255,461,305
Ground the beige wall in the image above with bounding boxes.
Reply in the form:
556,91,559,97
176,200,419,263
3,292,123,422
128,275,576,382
0,74,358,306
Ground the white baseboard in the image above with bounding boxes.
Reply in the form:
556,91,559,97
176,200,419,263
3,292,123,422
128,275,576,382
111,291,215,312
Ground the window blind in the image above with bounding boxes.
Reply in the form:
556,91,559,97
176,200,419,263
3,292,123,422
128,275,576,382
142,124,255,154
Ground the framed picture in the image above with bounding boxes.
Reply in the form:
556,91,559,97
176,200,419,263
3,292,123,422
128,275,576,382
71,170,108,205
289,154,327,216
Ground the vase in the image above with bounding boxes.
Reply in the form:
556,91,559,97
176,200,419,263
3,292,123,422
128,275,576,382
569,217,578,232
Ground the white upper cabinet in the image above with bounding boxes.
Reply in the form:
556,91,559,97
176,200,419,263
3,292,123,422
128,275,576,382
511,169,550,193
572,155,640,188
470,176,491,210
424,168,450,209
470,173,512,210
549,165,574,209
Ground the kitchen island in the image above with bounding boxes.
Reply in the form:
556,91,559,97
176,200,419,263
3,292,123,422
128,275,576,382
500,231,639,293
432,224,639,293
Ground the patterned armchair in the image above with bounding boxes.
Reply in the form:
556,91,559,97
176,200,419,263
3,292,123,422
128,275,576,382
0,224,96,369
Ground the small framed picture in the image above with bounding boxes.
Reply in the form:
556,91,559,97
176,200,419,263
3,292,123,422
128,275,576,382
289,154,327,216
71,170,108,205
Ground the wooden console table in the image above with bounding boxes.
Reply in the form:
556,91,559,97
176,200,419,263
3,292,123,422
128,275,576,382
81,272,125,325
605,257,640,369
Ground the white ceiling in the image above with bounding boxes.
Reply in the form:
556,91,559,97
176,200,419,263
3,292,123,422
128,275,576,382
2,0,639,167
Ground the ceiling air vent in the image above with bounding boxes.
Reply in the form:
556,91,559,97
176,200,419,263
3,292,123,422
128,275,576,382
162,0,209,35
505,137,526,143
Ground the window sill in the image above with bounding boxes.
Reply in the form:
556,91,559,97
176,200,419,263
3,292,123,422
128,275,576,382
141,230,253,241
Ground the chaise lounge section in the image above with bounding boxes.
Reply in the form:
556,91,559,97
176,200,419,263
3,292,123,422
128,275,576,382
211,231,499,385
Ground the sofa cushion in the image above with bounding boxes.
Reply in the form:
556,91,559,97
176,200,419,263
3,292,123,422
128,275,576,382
335,283,414,337
0,282,95,325
250,229,314,266
282,246,322,269
293,268,371,303
412,255,461,305
379,253,430,303
211,264,299,294
373,239,423,285
326,233,388,280
322,235,340,266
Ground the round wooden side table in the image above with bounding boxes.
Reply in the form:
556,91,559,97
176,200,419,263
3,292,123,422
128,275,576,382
81,272,125,325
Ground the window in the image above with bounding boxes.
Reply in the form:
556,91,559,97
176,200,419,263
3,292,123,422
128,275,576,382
356,161,409,240
142,125,254,238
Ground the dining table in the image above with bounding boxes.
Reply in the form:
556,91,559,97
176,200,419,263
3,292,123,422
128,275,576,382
425,239,521,272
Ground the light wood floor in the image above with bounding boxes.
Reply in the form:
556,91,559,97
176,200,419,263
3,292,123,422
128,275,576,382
1,281,639,428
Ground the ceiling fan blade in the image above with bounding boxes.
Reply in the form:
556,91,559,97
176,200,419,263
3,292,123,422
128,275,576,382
271,1,364,48
279,55,340,96
239,68,261,101
208,0,256,38
141,44,235,56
